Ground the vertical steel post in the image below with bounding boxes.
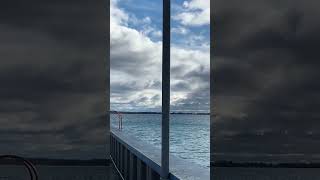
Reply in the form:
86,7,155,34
162,0,170,179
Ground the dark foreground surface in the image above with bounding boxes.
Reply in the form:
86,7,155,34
0,164,122,180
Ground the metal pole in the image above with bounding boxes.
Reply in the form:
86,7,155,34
106,0,111,159
210,0,214,179
162,0,170,179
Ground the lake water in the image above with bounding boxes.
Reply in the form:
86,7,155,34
213,167,320,180
111,114,320,179
0,165,121,180
111,113,210,169
2,165,320,180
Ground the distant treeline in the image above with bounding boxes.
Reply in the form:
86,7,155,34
110,111,209,115
0,158,109,166
211,161,320,168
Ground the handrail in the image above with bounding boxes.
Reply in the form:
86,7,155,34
116,111,123,130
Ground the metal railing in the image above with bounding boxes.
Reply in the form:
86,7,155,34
111,111,123,131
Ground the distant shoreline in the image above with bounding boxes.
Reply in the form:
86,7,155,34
211,161,320,168
0,158,110,166
110,111,210,115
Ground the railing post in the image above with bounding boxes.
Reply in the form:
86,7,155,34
161,0,170,179
129,153,137,180
126,149,130,179
137,159,142,180
121,145,125,175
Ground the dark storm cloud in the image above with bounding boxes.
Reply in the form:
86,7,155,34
170,63,210,112
185,65,210,83
111,81,140,95
171,81,192,91
0,0,106,47
0,0,107,159
172,91,210,112
213,0,320,162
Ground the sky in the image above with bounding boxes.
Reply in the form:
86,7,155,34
110,0,210,113
0,0,108,159
213,0,320,163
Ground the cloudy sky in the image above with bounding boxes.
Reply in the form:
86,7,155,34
214,0,320,163
0,0,107,159
1,0,319,166
110,0,210,113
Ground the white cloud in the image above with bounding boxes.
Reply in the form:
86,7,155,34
173,0,210,26
183,0,209,10
172,26,190,35
110,0,129,26
111,5,160,40
111,0,162,110
151,30,162,38
142,16,152,24
140,25,162,38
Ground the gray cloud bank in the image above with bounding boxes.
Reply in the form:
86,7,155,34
0,0,107,159
213,0,320,163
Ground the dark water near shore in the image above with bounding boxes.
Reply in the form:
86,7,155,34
0,165,121,180
2,165,320,180
213,167,320,180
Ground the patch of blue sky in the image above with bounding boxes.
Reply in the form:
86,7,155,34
171,0,210,50
117,0,163,42
118,0,209,49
